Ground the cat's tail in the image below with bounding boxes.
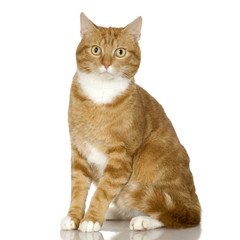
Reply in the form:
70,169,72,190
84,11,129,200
116,182,201,228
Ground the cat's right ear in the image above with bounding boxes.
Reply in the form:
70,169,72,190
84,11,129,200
80,12,98,37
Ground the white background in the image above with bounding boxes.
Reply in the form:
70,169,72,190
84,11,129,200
0,0,239,239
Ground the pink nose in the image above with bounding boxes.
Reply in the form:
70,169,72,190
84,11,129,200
102,61,111,69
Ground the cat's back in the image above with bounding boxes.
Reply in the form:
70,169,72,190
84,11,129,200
135,84,176,134
136,84,163,112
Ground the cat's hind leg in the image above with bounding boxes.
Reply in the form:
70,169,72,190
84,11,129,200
116,182,201,230
113,191,164,230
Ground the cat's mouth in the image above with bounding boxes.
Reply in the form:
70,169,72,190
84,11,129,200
98,65,116,80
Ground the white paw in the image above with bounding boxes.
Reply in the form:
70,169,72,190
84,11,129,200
79,221,101,232
61,216,76,230
130,216,164,231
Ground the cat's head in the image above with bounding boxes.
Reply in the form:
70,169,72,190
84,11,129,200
76,13,142,80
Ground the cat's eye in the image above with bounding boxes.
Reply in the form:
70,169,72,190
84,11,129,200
115,48,126,58
91,46,102,56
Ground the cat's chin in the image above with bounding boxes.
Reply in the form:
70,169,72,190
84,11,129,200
99,72,115,80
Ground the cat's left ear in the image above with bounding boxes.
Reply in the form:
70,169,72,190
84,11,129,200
123,16,142,41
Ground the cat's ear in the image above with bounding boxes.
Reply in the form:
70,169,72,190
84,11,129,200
123,16,142,41
80,12,98,37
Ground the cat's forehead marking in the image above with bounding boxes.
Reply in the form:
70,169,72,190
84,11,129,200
98,27,122,46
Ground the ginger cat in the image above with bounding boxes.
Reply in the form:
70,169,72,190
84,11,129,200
61,13,201,232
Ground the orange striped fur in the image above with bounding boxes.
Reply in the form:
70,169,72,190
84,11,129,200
61,13,201,232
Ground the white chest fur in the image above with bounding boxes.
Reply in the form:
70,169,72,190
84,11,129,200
82,142,108,176
77,70,130,104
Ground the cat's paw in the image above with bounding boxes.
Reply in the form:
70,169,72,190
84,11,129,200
61,216,80,230
130,216,164,231
79,221,101,232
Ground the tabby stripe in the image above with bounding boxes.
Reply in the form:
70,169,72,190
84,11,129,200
71,161,92,179
128,50,141,60
105,159,131,172
100,188,113,202
104,166,130,180
107,146,126,155
103,179,125,189
76,45,89,55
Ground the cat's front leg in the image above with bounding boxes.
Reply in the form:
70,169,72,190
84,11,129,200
61,146,92,230
79,147,132,232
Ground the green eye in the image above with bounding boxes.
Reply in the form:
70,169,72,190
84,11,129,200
115,48,126,57
91,46,101,56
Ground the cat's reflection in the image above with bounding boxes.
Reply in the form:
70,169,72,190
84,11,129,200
60,230,104,240
60,223,201,240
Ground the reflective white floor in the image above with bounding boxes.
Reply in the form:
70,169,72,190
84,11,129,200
60,221,201,240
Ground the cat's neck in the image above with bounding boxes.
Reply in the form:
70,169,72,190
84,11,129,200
77,70,132,105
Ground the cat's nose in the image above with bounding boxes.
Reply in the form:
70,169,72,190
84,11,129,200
102,61,111,69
